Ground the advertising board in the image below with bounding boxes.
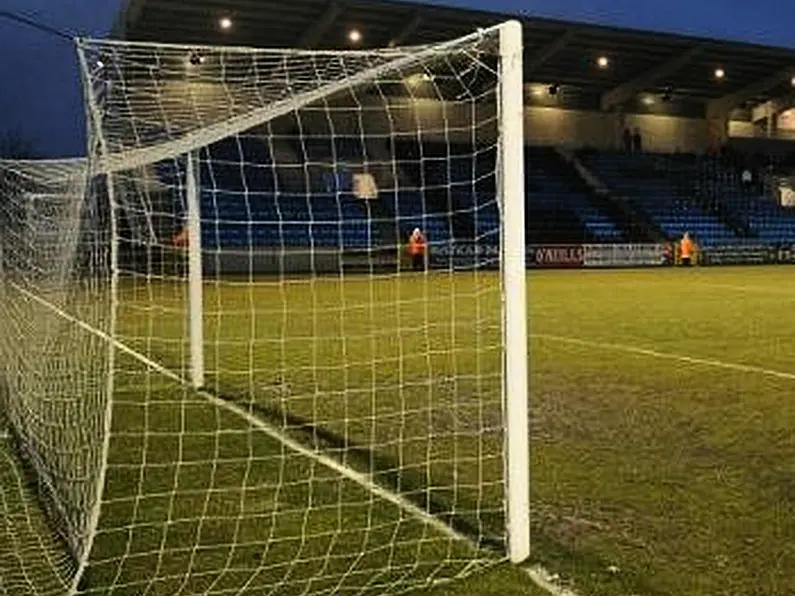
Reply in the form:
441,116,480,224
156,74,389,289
583,243,669,267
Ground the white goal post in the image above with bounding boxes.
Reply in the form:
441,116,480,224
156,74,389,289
0,20,528,596
498,21,530,564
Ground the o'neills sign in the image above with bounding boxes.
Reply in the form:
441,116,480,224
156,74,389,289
528,245,584,268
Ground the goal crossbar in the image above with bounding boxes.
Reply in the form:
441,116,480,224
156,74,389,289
78,23,506,175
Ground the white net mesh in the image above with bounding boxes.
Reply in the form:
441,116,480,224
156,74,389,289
0,158,111,593
0,23,527,596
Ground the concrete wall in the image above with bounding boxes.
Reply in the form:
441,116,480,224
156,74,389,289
153,81,759,156
201,248,398,276
277,100,716,154
728,120,756,138
624,114,709,154
777,109,795,131
524,107,615,149
271,98,497,145
522,108,711,153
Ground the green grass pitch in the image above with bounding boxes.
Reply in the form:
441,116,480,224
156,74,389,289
3,265,795,595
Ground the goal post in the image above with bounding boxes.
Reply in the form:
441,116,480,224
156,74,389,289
499,20,530,564
185,149,205,389
0,21,528,595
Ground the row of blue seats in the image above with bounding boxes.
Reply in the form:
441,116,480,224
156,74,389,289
584,151,795,244
583,153,743,245
202,224,378,249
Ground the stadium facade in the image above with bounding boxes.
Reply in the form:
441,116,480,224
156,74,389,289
108,0,795,269
113,0,795,154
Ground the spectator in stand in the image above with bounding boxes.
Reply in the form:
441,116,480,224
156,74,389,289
742,168,753,188
632,128,643,153
622,127,632,152
679,232,695,266
407,228,427,271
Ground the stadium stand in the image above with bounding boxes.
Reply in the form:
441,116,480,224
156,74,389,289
156,132,795,252
688,156,795,243
579,151,742,245
127,0,795,255
525,147,624,243
159,136,381,250
392,142,624,246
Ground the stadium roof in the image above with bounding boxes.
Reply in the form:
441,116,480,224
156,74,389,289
114,0,795,112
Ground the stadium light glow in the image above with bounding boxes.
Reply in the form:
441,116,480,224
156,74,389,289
348,29,362,43
528,84,545,97
714,68,725,80
219,17,233,30
597,56,609,69
642,95,655,105
791,76,795,87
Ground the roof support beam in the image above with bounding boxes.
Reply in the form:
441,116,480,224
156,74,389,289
389,11,423,47
525,30,574,76
298,1,344,48
709,67,795,115
600,45,703,111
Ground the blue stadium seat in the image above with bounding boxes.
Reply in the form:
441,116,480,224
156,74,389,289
580,151,740,245
198,189,378,249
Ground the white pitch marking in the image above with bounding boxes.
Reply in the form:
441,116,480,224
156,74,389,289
9,283,479,561
524,565,582,596
699,282,795,296
533,333,795,381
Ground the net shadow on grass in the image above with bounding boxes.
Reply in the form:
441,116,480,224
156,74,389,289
211,386,506,554
75,354,503,596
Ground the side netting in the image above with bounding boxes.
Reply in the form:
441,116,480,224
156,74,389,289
0,158,111,594
14,22,526,595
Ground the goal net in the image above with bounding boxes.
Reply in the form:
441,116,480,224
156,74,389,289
0,22,528,595
0,157,110,593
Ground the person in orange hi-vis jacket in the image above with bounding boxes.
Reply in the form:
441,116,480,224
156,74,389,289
407,228,427,271
171,225,189,249
679,231,696,266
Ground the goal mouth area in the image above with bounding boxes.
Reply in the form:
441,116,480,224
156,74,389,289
0,20,527,595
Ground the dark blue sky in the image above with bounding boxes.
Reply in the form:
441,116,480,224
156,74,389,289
1,0,793,158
